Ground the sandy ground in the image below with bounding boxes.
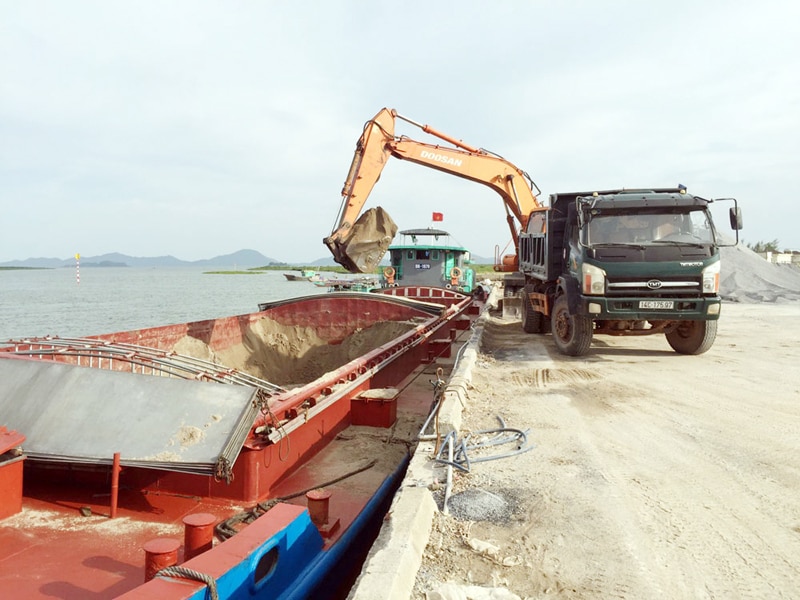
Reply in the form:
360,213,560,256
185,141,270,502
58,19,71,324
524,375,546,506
412,301,800,599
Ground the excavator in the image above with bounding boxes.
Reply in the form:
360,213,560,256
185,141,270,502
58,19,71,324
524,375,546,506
323,108,545,273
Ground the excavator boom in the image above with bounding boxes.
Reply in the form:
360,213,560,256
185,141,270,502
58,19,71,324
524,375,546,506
324,108,542,273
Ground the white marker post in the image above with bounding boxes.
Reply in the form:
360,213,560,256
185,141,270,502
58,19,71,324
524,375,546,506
75,253,80,285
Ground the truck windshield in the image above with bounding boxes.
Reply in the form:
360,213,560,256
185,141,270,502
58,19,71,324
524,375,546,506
586,210,714,246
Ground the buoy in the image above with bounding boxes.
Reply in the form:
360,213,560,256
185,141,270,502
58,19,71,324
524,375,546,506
449,266,462,286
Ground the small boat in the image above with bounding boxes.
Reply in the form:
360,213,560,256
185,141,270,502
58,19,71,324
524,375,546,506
313,276,380,292
282,269,320,282
0,288,481,599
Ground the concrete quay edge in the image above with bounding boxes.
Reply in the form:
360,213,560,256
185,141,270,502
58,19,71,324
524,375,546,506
348,290,496,599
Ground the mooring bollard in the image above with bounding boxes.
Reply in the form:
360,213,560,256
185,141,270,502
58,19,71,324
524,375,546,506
143,538,180,582
183,512,217,560
306,488,331,526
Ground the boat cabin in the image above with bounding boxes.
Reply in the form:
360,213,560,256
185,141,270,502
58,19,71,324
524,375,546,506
381,228,474,292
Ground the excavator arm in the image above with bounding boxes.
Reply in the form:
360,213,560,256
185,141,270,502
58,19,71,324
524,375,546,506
324,108,543,273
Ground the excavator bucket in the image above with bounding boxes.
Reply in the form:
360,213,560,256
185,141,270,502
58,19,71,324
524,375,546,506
328,207,398,273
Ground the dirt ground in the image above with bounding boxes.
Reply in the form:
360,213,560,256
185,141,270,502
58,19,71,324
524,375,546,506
413,302,800,599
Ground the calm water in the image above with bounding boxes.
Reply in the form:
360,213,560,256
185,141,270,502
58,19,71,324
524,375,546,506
0,267,329,341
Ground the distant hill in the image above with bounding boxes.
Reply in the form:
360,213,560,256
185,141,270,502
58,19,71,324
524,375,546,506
0,249,281,269
302,248,493,267
1,249,495,269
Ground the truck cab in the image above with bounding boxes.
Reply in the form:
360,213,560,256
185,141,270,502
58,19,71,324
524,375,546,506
516,187,742,356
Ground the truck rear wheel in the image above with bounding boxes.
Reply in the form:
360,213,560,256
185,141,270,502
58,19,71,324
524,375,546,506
665,319,717,355
521,284,544,333
551,294,592,356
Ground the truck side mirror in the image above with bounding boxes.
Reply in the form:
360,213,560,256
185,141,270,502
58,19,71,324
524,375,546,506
729,206,743,230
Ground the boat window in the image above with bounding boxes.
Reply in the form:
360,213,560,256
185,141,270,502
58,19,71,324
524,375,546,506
431,250,440,260
415,250,431,260
406,250,414,260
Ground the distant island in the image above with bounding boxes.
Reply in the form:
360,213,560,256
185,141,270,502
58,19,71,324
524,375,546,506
1,248,493,270
77,260,128,268
1,249,311,269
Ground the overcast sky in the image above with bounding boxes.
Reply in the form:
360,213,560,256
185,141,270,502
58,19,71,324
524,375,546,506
2,1,798,263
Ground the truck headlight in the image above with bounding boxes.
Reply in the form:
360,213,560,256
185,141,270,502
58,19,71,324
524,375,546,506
702,260,721,294
582,263,606,295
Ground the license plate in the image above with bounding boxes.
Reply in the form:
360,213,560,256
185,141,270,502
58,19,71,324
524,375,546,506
639,300,674,309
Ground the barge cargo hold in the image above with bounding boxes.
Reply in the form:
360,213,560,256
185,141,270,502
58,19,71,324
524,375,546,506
0,287,481,599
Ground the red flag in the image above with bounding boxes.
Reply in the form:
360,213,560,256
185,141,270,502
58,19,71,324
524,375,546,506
432,212,443,222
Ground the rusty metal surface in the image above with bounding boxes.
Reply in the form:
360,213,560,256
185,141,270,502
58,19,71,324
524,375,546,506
0,356,259,475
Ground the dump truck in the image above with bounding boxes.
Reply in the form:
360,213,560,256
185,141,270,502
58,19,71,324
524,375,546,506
511,186,742,355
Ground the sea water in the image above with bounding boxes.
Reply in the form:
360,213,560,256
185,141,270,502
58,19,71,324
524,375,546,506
0,267,328,341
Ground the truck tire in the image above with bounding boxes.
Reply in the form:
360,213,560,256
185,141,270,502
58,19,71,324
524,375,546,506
521,284,544,333
551,294,592,356
665,319,717,355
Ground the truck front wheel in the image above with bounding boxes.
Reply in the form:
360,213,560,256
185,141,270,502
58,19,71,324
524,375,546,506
551,294,593,356
665,319,717,355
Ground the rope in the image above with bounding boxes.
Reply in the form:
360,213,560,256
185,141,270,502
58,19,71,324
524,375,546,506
418,316,479,445
430,368,445,453
215,459,379,541
157,566,219,600
255,390,291,462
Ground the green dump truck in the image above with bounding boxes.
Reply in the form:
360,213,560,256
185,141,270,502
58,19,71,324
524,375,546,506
509,186,742,356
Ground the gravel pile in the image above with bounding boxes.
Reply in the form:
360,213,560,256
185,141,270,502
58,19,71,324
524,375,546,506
720,244,800,302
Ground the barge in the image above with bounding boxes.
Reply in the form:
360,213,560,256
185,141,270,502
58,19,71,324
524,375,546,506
0,287,481,599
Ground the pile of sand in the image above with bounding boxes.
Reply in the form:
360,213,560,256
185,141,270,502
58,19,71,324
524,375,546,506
174,318,417,387
720,245,800,303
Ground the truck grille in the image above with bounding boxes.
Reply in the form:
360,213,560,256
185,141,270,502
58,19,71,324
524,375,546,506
606,277,701,297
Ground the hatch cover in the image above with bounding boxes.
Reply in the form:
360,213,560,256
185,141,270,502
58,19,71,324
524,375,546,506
0,356,261,476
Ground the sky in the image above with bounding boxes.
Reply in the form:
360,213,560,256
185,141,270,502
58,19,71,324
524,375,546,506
2,1,799,263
